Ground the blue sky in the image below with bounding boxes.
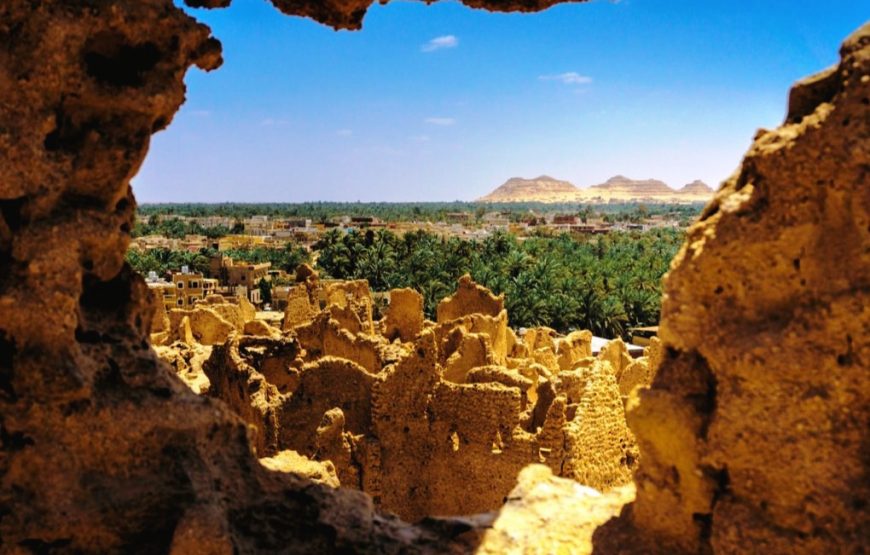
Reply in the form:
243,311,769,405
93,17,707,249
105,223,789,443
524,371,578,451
133,0,869,202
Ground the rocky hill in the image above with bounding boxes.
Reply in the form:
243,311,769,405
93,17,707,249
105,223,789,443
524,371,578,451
678,179,714,194
477,175,579,202
477,174,715,203
590,175,674,195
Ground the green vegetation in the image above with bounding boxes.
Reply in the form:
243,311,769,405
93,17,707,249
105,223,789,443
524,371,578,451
258,278,273,305
132,215,233,239
314,228,683,338
126,248,213,276
125,245,310,277
128,208,688,338
222,245,310,274
136,202,704,227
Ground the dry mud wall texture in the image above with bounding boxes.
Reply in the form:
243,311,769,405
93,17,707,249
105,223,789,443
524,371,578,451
200,275,642,522
0,0,867,552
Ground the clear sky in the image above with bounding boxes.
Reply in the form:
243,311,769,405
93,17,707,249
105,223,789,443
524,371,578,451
133,0,869,202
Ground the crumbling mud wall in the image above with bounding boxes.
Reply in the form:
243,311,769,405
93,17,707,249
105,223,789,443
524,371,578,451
202,274,639,521
0,0,866,552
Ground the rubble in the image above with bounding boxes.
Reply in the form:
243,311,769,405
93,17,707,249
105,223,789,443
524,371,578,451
194,272,641,520
477,465,635,555
259,450,341,488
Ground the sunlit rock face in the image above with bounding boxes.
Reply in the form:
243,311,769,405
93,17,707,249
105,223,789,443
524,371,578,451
0,0,866,551
616,22,870,554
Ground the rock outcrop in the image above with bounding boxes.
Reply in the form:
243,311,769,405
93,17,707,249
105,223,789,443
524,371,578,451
476,175,715,203
477,175,580,202
598,22,870,554
678,180,714,195
478,465,635,555
0,0,866,552
590,175,674,195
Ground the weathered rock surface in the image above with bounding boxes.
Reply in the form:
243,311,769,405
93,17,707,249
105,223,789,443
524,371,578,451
282,283,317,330
0,0,866,552
437,273,505,322
612,22,870,554
383,288,424,342
259,450,341,488
264,0,588,30
477,465,635,555
155,340,213,394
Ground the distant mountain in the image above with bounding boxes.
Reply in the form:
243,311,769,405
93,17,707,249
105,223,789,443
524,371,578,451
476,175,579,202
678,180,715,195
590,175,674,196
477,174,715,204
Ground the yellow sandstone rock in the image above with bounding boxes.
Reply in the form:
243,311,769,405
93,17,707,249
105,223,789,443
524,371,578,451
477,465,635,555
259,450,340,488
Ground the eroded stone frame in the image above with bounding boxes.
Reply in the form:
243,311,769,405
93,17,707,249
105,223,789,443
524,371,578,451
0,0,866,552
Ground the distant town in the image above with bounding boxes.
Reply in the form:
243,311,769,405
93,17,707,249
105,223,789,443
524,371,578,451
133,204,696,258
130,200,701,341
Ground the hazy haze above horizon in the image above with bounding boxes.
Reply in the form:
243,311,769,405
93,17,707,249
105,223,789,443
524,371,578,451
133,0,868,203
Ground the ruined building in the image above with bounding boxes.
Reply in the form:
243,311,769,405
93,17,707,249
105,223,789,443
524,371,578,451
0,1,866,554
177,272,646,521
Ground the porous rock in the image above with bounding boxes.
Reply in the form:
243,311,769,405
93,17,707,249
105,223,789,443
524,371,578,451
259,450,341,488
607,22,870,554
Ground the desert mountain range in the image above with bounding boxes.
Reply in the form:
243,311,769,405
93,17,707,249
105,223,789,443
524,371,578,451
477,175,715,203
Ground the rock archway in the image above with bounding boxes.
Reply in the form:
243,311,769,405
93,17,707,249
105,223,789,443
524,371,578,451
0,1,866,552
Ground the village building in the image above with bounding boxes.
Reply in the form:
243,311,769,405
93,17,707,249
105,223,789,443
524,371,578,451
144,271,177,310
244,215,273,236
226,261,271,288
171,266,208,308
217,235,266,251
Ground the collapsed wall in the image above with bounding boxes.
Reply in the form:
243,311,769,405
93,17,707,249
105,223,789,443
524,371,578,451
199,273,642,521
0,0,866,552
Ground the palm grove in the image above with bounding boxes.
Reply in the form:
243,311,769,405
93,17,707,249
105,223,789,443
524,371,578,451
129,227,683,339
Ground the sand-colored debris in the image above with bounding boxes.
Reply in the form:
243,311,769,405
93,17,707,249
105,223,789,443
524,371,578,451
259,450,341,488
477,465,636,555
